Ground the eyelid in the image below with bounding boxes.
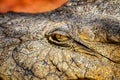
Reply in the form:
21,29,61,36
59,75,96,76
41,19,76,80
47,30,70,37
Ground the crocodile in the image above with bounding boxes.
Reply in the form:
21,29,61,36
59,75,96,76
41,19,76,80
0,0,120,80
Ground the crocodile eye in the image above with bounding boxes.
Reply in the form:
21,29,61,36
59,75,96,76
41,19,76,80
45,31,71,47
51,34,69,42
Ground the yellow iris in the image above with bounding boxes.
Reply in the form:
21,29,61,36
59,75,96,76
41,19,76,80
55,34,68,42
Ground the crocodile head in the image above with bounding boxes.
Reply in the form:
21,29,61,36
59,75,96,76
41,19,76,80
0,0,120,80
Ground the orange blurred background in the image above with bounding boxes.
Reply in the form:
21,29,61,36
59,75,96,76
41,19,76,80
0,0,68,13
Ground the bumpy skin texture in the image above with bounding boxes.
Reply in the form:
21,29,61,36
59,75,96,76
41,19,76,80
0,0,120,80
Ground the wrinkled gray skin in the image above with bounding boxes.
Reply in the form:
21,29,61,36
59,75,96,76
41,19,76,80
0,0,120,80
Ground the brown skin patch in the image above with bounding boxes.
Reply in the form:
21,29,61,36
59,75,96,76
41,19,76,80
0,0,68,13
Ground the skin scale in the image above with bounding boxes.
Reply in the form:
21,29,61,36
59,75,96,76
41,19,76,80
0,0,68,13
0,0,120,80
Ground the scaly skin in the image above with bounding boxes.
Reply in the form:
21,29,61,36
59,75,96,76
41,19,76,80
0,0,120,80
